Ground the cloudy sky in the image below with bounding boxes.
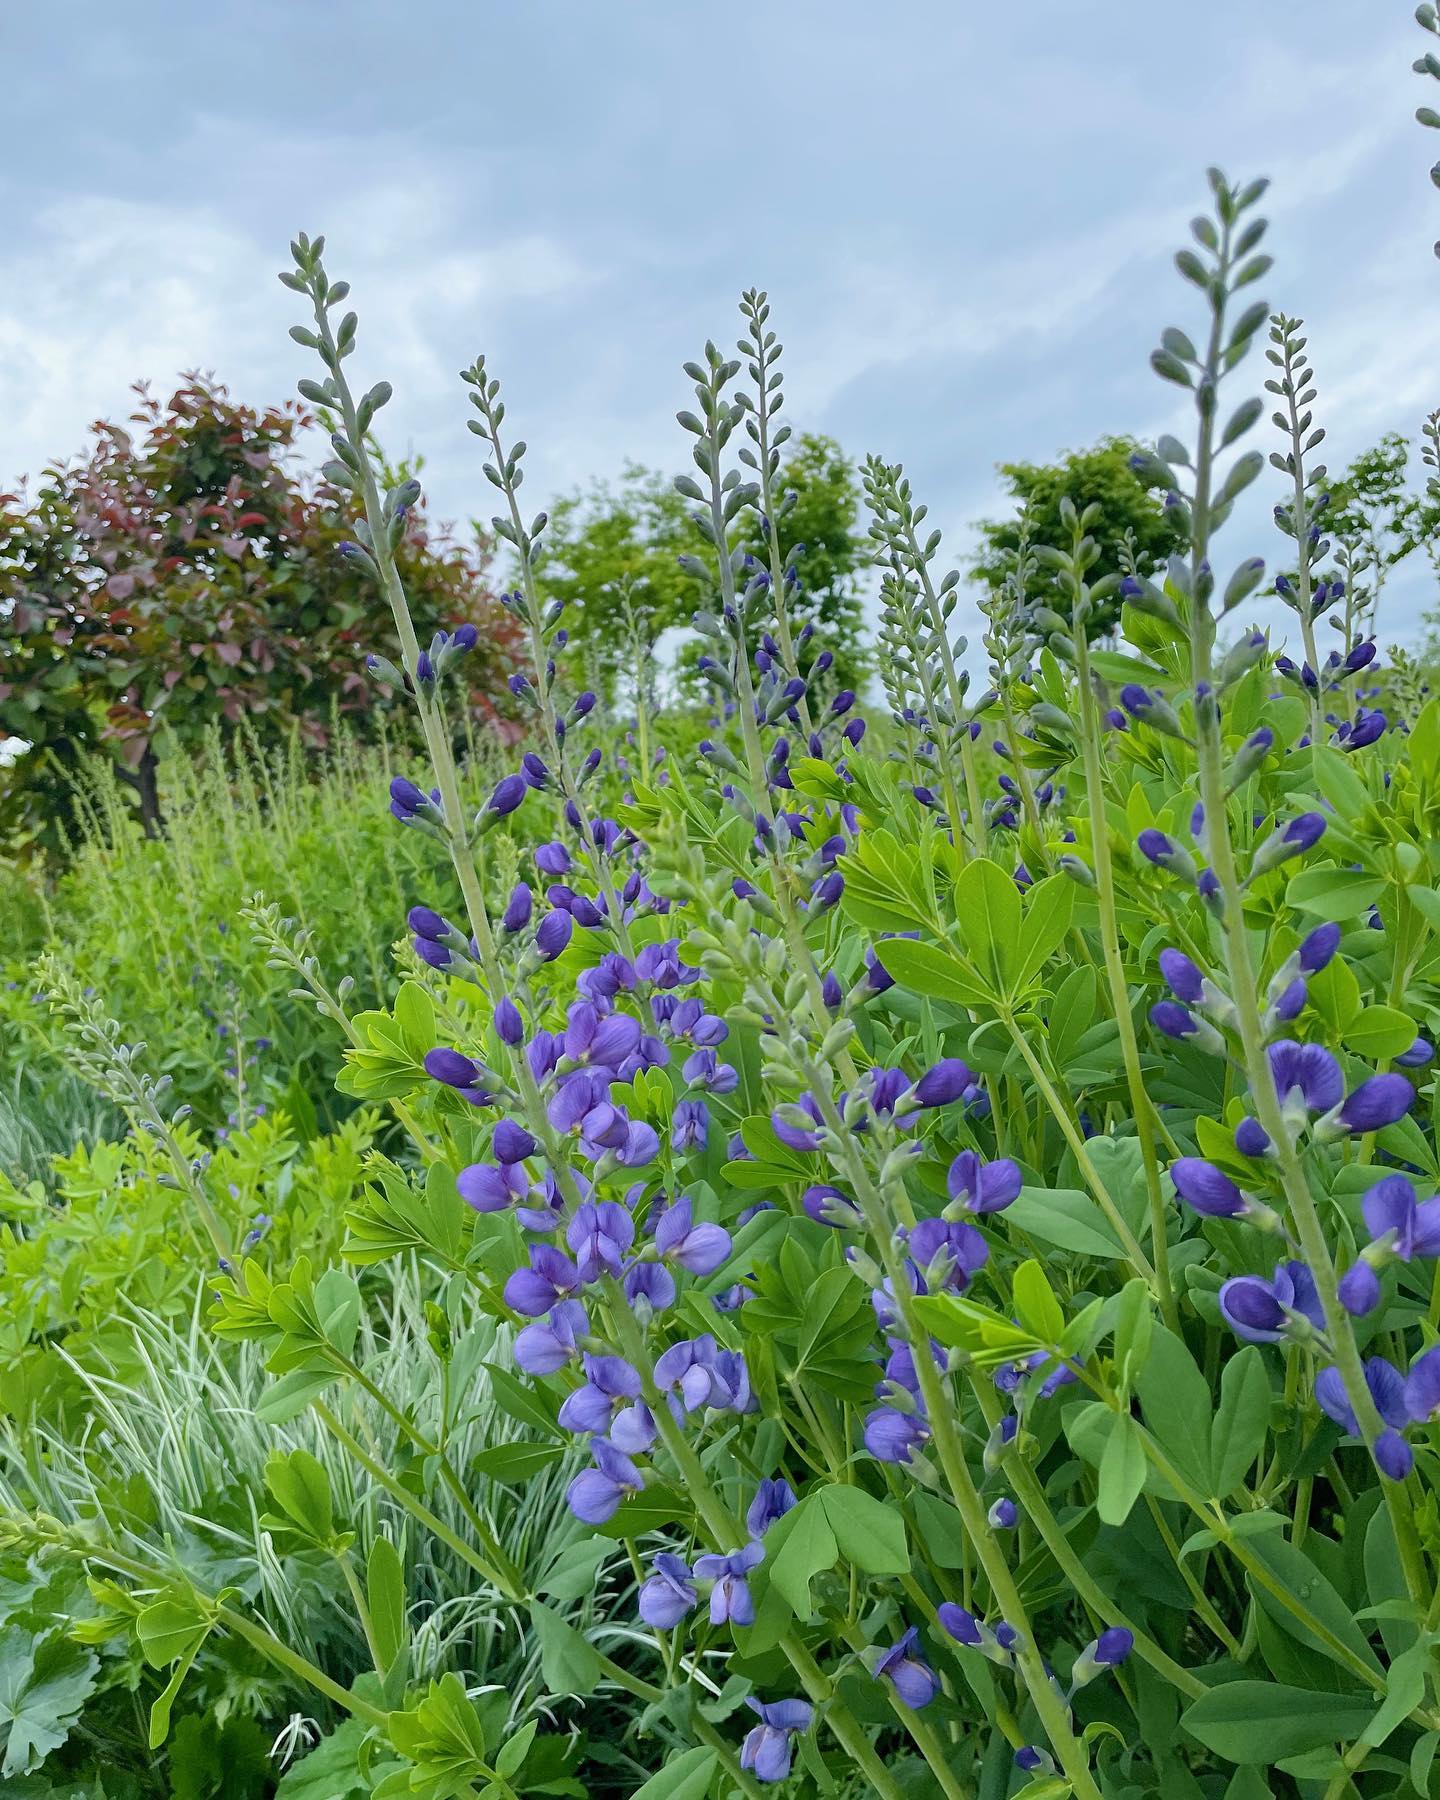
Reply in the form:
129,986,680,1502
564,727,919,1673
3,2,1436,663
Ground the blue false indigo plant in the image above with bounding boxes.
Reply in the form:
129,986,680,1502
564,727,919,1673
14,102,1440,1800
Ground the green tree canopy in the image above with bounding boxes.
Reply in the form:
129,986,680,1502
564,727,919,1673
969,435,1188,637
528,430,867,697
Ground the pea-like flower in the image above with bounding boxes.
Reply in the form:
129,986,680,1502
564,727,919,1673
1218,1261,1323,1344
1405,1346,1440,1423
512,1300,587,1375
557,1354,642,1435
505,1244,583,1316
864,1405,930,1465
566,1438,644,1524
867,1627,940,1708
746,1477,798,1537
739,1698,813,1783
945,1151,1022,1215
1315,1358,1412,1480
566,1201,636,1283
637,1553,697,1629
654,1195,732,1276
694,1542,764,1625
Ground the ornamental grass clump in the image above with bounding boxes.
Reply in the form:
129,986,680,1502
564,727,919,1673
9,27,1440,1799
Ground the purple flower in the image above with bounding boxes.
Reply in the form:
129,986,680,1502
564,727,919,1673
566,1202,636,1282
654,1335,720,1413
908,1217,989,1290
1334,1075,1414,1136
1338,1261,1382,1316
535,908,574,960
684,1049,739,1094
937,1604,984,1648
501,882,533,933
1253,811,1327,874
425,1047,483,1090
566,1438,643,1523
771,1096,824,1152
1397,1037,1436,1068
1169,1158,1247,1219
492,1118,537,1165
485,774,527,818
1362,1174,1440,1259
558,1354,642,1435
864,1407,929,1464
1159,949,1205,1003
1268,1040,1344,1116
803,1184,865,1229
1315,1357,1407,1436
1092,1626,1135,1666
1405,1347,1440,1423
457,1161,526,1213
740,1699,812,1783
1218,1261,1323,1343
513,1300,587,1375
945,1151,1022,1215
1235,1118,1272,1158
694,1541,764,1625
671,1099,709,1152
988,1497,1017,1529
869,1627,940,1709
654,1195,732,1275
746,1478,798,1537
494,997,524,1045
624,1260,677,1313
911,1059,979,1108
535,841,572,876
1298,923,1341,974
1151,1000,1202,1041
637,1554,697,1629
505,1244,583,1316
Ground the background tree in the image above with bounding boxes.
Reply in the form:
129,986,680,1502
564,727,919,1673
0,377,519,856
1326,431,1440,638
969,435,1187,637
529,429,867,698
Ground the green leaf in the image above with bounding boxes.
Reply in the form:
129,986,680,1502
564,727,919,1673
136,1598,208,1669
1244,1532,1383,1677
1285,867,1387,922
820,1486,909,1577
256,1366,337,1424
1004,1187,1125,1259
1345,1006,1419,1062
872,936,993,1007
264,1447,336,1545
1133,1327,1213,1492
367,1536,407,1673
1210,1346,1270,1497
770,1493,839,1617
954,857,1023,993
392,981,437,1059
1359,1640,1430,1747
0,1634,99,1777
1012,1259,1065,1342
1308,746,1371,820
1013,875,1076,988
1181,1683,1374,1762
470,1441,565,1484
482,1363,562,1438
628,1748,718,1800
529,1600,601,1698
1097,1413,1147,1526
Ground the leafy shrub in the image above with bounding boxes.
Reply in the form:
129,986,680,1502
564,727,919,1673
0,376,522,855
